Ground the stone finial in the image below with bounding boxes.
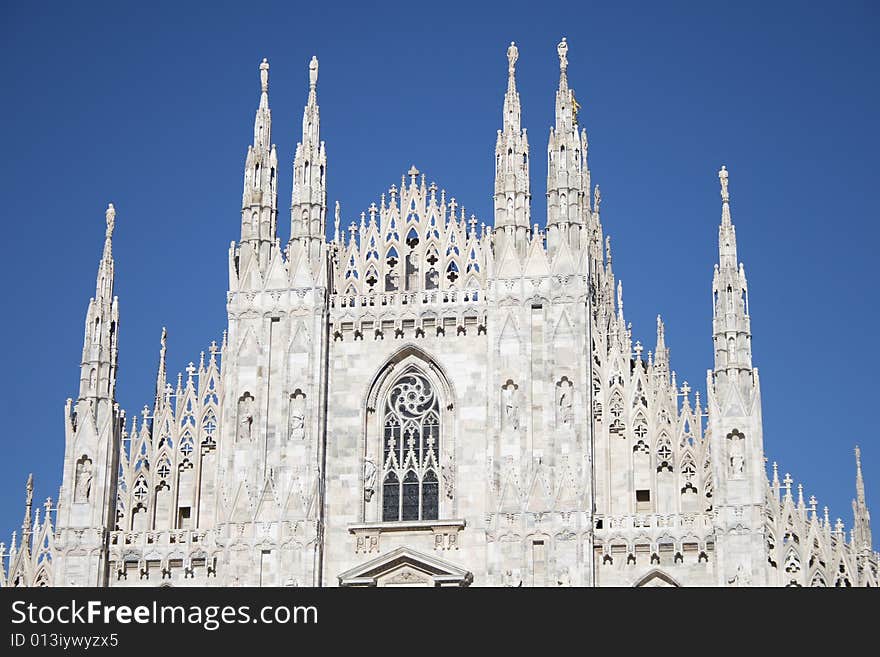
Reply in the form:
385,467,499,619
719,165,729,203
309,56,318,89
557,37,568,73
594,185,601,213
105,203,116,240
260,58,269,93
507,41,518,76
408,165,419,187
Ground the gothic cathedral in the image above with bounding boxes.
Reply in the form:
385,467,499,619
3,40,876,587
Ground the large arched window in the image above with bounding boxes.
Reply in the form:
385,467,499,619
381,371,440,521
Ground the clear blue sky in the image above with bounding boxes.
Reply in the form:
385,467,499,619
1,1,877,542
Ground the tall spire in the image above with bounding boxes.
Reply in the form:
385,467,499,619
78,203,120,402
21,474,34,548
290,55,327,265
493,41,530,256
712,165,752,373
238,58,279,277
853,445,872,552
546,37,590,254
154,326,168,412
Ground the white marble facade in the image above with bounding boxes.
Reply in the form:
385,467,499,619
2,41,876,588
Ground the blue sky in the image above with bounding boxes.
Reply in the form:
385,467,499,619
0,1,877,541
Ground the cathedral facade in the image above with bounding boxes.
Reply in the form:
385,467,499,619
2,40,876,587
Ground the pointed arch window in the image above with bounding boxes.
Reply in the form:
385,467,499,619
381,371,440,522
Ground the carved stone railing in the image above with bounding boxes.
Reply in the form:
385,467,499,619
330,288,484,309
348,519,466,554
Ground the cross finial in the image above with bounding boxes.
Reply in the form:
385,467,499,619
783,472,793,496
449,197,458,217
259,58,269,93
719,165,729,203
408,165,419,187
633,341,643,359
507,41,518,76
209,340,218,355
44,497,52,514
809,495,817,516
681,381,691,397
186,361,196,379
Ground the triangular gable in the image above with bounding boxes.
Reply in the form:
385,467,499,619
338,546,473,587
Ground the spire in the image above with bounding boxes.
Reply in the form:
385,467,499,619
238,58,279,277
154,327,168,412
718,165,737,270
654,314,669,378
494,41,530,255
504,41,521,134
852,445,872,552
21,474,34,544
856,445,866,504
78,203,120,402
711,165,752,373
546,37,590,253
290,55,327,264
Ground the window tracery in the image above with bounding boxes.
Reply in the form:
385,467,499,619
382,371,441,522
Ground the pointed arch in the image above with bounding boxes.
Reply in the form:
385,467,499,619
365,344,456,414
363,345,457,525
633,569,681,587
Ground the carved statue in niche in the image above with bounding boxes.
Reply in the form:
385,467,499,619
88,368,96,392
556,567,572,587
363,459,377,502
405,254,419,291
237,393,254,442
386,269,399,292
425,268,439,290
502,568,522,587
288,391,306,440
727,563,750,587
441,457,455,500
74,456,93,503
727,430,745,479
501,381,519,431
556,377,574,426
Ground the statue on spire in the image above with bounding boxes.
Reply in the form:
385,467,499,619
260,58,269,93
557,37,568,73
719,165,729,202
309,56,319,88
507,41,518,76
105,203,115,241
